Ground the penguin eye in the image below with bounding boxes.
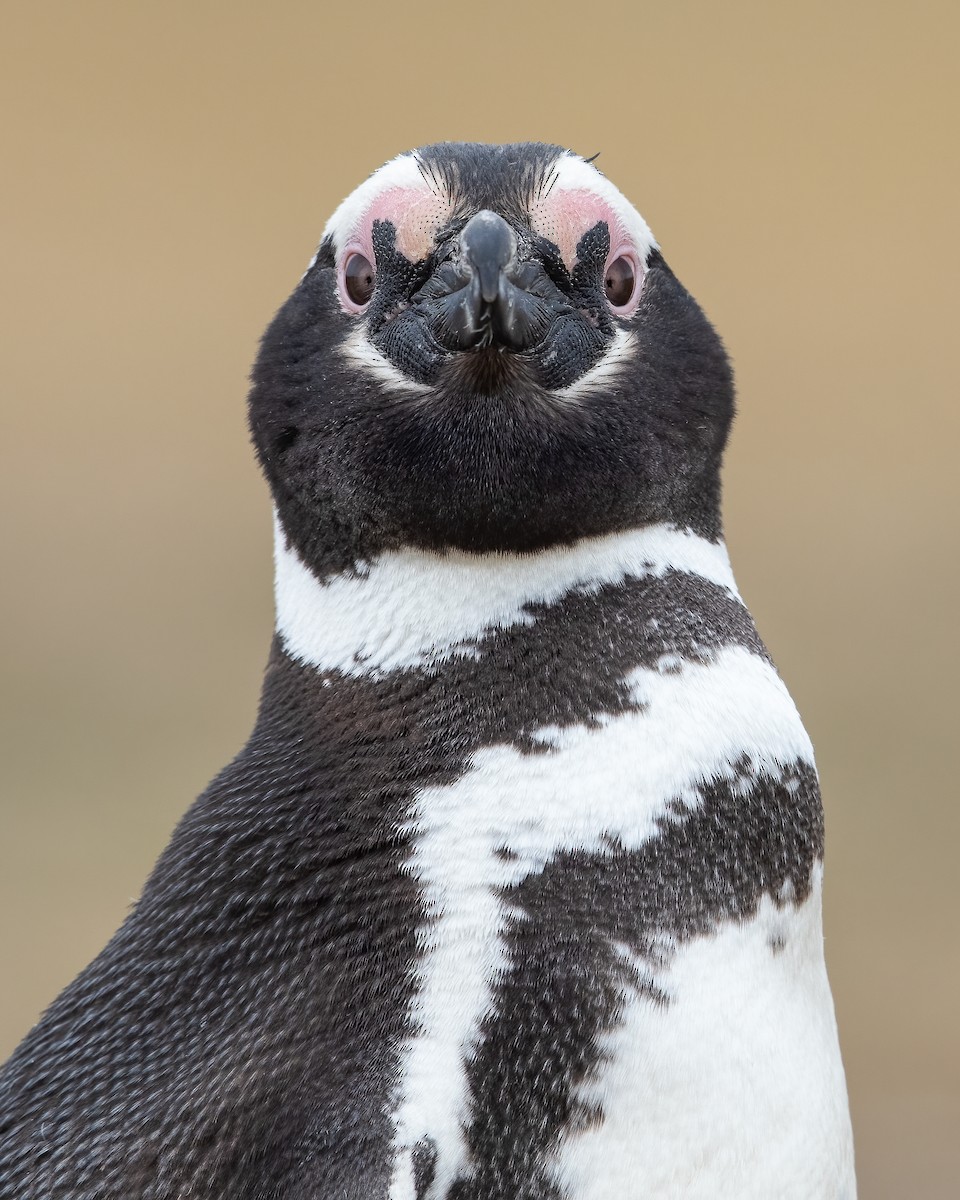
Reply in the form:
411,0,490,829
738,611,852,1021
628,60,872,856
604,254,637,310
344,252,376,307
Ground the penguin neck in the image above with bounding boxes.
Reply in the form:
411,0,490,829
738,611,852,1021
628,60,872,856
271,511,739,678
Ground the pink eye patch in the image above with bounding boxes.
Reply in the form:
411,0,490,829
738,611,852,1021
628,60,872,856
350,185,454,266
531,187,644,313
530,188,632,269
336,174,645,318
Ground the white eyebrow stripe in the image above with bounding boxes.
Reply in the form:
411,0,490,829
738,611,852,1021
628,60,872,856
319,149,658,270
321,152,433,257
548,153,659,266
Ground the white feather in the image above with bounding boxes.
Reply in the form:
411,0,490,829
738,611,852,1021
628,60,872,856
273,518,740,677
552,328,637,402
551,872,856,1199
547,151,659,266
338,325,433,394
320,152,431,257
388,645,819,1197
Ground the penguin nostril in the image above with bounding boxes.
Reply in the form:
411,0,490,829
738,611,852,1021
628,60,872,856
424,262,471,300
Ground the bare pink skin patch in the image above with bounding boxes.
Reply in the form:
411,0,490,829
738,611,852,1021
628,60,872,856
531,188,645,316
333,159,649,318
530,188,631,270
336,184,454,313
363,186,453,264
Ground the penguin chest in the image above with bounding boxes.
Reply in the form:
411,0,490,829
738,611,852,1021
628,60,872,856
548,880,856,1200
388,646,855,1198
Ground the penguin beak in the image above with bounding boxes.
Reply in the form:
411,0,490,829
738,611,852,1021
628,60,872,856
413,210,559,354
462,210,516,306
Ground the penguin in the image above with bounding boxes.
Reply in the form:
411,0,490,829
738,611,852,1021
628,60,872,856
0,142,856,1199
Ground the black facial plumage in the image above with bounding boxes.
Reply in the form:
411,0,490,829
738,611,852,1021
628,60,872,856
250,142,734,579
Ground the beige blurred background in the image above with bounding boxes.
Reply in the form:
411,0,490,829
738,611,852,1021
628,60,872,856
1,2,957,1193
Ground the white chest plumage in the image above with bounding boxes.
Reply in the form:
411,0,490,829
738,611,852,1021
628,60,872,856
275,520,855,1200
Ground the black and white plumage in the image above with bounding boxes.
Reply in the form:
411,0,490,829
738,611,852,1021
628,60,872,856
0,143,856,1198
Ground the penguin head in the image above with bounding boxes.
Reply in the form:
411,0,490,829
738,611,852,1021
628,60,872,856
250,143,733,576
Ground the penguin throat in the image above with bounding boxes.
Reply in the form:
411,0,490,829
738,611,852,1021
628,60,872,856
272,511,739,679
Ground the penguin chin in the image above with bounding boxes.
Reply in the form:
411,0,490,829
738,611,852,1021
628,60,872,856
438,347,536,397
